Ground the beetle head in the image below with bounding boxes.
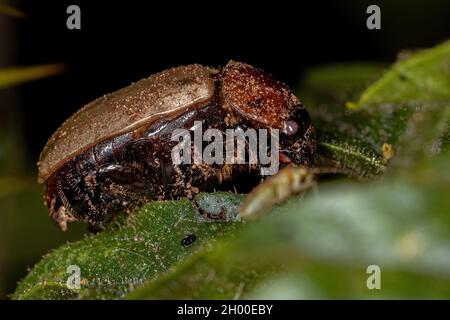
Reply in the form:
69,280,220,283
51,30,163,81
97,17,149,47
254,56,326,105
222,61,316,167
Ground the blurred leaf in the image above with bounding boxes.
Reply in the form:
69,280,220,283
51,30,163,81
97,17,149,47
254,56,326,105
347,40,450,109
0,64,65,88
128,154,450,299
0,3,26,18
13,193,243,299
392,103,450,170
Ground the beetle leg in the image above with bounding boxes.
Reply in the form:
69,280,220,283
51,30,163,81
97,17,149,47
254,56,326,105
87,221,107,234
239,165,317,220
95,163,154,216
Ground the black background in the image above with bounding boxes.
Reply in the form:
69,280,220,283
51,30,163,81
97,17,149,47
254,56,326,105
13,0,450,163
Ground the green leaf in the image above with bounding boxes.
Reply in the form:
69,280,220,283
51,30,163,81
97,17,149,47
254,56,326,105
17,283,78,300
347,40,450,109
392,103,450,170
12,193,243,300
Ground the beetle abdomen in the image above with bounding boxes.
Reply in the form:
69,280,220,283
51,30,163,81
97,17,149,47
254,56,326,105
45,131,154,230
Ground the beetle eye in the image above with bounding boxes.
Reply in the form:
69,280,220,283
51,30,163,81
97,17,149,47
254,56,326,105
283,120,299,136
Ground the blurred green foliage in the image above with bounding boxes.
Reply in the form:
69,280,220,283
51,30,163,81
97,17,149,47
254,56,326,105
0,184,86,299
0,10,70,298
10,41,450,299
348,40,450,109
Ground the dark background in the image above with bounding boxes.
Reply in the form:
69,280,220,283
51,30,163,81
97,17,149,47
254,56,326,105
0,0,449,299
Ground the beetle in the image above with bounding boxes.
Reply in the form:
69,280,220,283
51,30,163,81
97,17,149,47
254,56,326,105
38,61,316,231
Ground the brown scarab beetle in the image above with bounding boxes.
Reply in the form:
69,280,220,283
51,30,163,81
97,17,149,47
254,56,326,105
38,61,316,230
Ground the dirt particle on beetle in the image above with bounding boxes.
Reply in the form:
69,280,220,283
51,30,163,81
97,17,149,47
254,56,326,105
381,143,394,161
